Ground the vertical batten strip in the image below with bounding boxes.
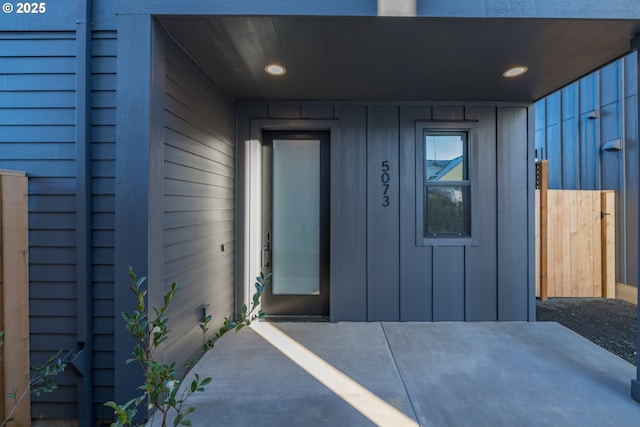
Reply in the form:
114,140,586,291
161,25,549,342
74,0,94,424
114,14,153,421
631,33,640,403
539,161,548,300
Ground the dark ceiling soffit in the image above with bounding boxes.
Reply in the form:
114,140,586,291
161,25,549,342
632,33,640,50
158,16,640,103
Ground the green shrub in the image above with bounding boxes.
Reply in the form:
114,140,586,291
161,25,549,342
105,268,270,427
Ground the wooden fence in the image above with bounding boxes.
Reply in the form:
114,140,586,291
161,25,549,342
535,161,615,299
0,170,30,426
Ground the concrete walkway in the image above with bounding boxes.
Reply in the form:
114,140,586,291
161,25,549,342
150,322,640,427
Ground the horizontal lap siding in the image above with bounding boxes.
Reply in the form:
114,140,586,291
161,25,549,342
91,30,117,419
162,39,235,367
0,31,79,418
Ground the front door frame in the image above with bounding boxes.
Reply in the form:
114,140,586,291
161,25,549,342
243,119,339,319
261,130,330,316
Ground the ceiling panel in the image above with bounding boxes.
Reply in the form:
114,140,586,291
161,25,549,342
159,16,640,102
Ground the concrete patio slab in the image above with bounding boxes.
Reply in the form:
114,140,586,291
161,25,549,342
383,322,639,427
148,322,640,427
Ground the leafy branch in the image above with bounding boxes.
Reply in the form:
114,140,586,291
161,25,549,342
200,271,271,353
105,268,270,427
0,332,66,427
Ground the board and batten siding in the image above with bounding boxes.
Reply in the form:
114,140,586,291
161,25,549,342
236,102,533,322
160,37,236,367
535,52,639,287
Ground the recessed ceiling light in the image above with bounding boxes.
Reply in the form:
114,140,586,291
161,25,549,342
503,66,528,78
265,64,286,76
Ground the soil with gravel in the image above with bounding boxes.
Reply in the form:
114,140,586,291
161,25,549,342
536,298,638,365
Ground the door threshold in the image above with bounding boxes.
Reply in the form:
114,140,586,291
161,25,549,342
263,315,329,323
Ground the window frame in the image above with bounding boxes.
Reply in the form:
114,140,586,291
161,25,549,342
415,121,479,247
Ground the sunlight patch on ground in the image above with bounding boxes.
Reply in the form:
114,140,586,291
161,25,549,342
251,322,419,427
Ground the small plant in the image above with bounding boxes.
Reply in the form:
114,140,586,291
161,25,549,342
105,268,270,427
200,271,271,352
0,332,66,427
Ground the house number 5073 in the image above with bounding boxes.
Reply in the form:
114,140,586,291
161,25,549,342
381,161,390,207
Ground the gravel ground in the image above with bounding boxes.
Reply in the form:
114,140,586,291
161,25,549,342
536,298,638,365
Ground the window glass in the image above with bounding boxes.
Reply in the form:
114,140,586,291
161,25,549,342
424,131,470,237
426,186,468,236
425,132,467,181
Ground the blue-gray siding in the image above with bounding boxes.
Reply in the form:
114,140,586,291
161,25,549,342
236,102,534,322
2,0,637,422
535,52,639,287
160,37,235,367
0,30,79,417
0,26,117,419
91,29,117,419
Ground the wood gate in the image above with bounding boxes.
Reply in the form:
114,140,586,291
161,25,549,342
535,161,615,299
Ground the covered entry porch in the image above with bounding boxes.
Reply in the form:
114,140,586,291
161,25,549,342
150,321,640,426
113,0,640,415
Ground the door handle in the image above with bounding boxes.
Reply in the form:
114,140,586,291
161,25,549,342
263,232,271,268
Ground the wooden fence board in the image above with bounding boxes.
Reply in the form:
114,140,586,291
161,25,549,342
592,192,602,297
537,161,548,300
569,191,578,296
535,184,614,298
535,190,540,297
602,191,616,298
0,170,30,426
576,192,587,296
547,190,556,295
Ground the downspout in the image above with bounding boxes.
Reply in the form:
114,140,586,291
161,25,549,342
631,33,640,404
68,0,94,424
